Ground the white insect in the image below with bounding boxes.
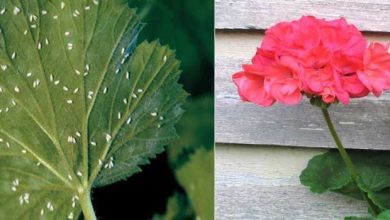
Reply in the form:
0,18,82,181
33,79,40,88
13,7,20,15
105,134,112,143
104,157,114,169
67,43,73,50
87,91,94,99
19,193,30,205
68,212,74,220
126,117,132,125
47,201,54,211
67,136,76,144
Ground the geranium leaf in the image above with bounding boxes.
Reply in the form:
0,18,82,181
0,0,186,219
174,148,214,220
368,189,390,210
301,150,390,211
300,150,352,193
344,217,373,220
376,210,390,220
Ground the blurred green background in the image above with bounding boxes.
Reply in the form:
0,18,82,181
93,0,214,219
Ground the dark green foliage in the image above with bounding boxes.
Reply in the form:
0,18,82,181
152,192,195,220
301,150,390,216
300,150,352,193
154,96,214,219
168,95,214,169
128,0,214,95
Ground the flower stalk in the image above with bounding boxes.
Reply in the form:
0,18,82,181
320,106,380,216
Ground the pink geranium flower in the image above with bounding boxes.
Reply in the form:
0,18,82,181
233,16,390,106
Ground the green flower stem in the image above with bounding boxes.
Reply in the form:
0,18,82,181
79,189,97,220
321,107,380,216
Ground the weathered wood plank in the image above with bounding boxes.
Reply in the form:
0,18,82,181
215,32,390,150
216,0,390,32
216,144,369,219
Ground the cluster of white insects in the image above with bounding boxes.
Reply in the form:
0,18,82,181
0,0,171,219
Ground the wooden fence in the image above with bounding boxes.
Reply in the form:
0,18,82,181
215,1,390,219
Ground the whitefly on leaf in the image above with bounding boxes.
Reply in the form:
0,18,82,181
0,0,187,219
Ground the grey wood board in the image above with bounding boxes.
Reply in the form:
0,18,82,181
216,0,390,32
216,57,390,150
216,144,368,219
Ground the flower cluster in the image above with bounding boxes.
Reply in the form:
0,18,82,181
233,16,390,106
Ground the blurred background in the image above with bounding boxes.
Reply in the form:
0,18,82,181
92,0,214,219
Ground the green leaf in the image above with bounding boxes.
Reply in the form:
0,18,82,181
369,189,390,210
128,0,214,93
334,181,363,200
376,210,390,220
167,95,213,168
344,217,373,220
152,192,195,220
301,150,390,211
0,0,186,219
175,148,214,220
300,150,352,193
